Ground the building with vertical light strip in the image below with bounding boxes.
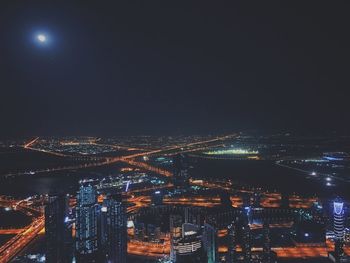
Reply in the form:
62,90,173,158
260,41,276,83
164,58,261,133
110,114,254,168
75,181,99,262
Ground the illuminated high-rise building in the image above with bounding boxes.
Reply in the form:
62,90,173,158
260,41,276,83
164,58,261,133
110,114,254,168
227,221,236,263
242,224,251,263
75,181,99,262
45,194,73,263
334,201,345,240
333,200,345,262
170,214,183,261
241,213,251,263
100,194,127,263
172,224,206,263
202,223,217,263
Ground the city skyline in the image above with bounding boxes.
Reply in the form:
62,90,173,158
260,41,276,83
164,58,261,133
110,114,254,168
1,1,350,263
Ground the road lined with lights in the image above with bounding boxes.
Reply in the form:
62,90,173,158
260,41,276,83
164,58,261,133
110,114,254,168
0,197,44,263
0,229,24,234
0,212,44,263
7,134,236,179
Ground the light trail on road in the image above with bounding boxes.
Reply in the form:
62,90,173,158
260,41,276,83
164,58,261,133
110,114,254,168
0,229,24,234
23,137,39,148
0,217,44,263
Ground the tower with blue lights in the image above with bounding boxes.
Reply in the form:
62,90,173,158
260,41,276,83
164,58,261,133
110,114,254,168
75,181,99,262
333,200,345,262
100,194,127,263
334,201,345,240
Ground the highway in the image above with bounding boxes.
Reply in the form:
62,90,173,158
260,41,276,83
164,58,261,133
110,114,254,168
0,229,24,235
0,197,44,263
119,158,173,177
7,135,235,179
0,216,44,263
23,137,39,149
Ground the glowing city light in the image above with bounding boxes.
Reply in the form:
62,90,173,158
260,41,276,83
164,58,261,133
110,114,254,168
204,148,258,155
125,180,131,192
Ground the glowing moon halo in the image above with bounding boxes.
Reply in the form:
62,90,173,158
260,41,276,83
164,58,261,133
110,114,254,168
37,34,47,42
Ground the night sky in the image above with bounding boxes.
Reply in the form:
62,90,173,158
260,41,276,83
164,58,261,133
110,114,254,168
1,2,350,137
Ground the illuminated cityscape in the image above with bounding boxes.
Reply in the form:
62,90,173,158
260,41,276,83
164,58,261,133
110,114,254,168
1,2,350,263
0,135,349,262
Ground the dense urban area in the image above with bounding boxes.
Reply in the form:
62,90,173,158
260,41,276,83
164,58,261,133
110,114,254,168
0,133,349,262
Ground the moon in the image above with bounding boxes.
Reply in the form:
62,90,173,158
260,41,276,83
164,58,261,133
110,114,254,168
37,34,47,42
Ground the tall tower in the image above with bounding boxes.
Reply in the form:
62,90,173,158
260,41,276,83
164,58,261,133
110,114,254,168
241,212,251,263
227,221,236,263
202,223,217,263
172,224,206,263
170,214,183,261
45,195,73,263
333,200,345,261
75,181,99,262
101,194,127,263
241,224,251,263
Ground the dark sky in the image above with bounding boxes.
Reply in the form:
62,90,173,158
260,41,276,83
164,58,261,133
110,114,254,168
1,1,350,137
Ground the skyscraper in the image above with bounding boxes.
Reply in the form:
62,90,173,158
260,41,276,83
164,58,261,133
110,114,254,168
173,154,190,188
45,194,73,263
227,221,236,263
334,201,345,240
101,194,127,263
202,223,218,263
334,200,345,262
170,214,183,261
172,224,206,263
241,213,251,263
75,181,99,262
